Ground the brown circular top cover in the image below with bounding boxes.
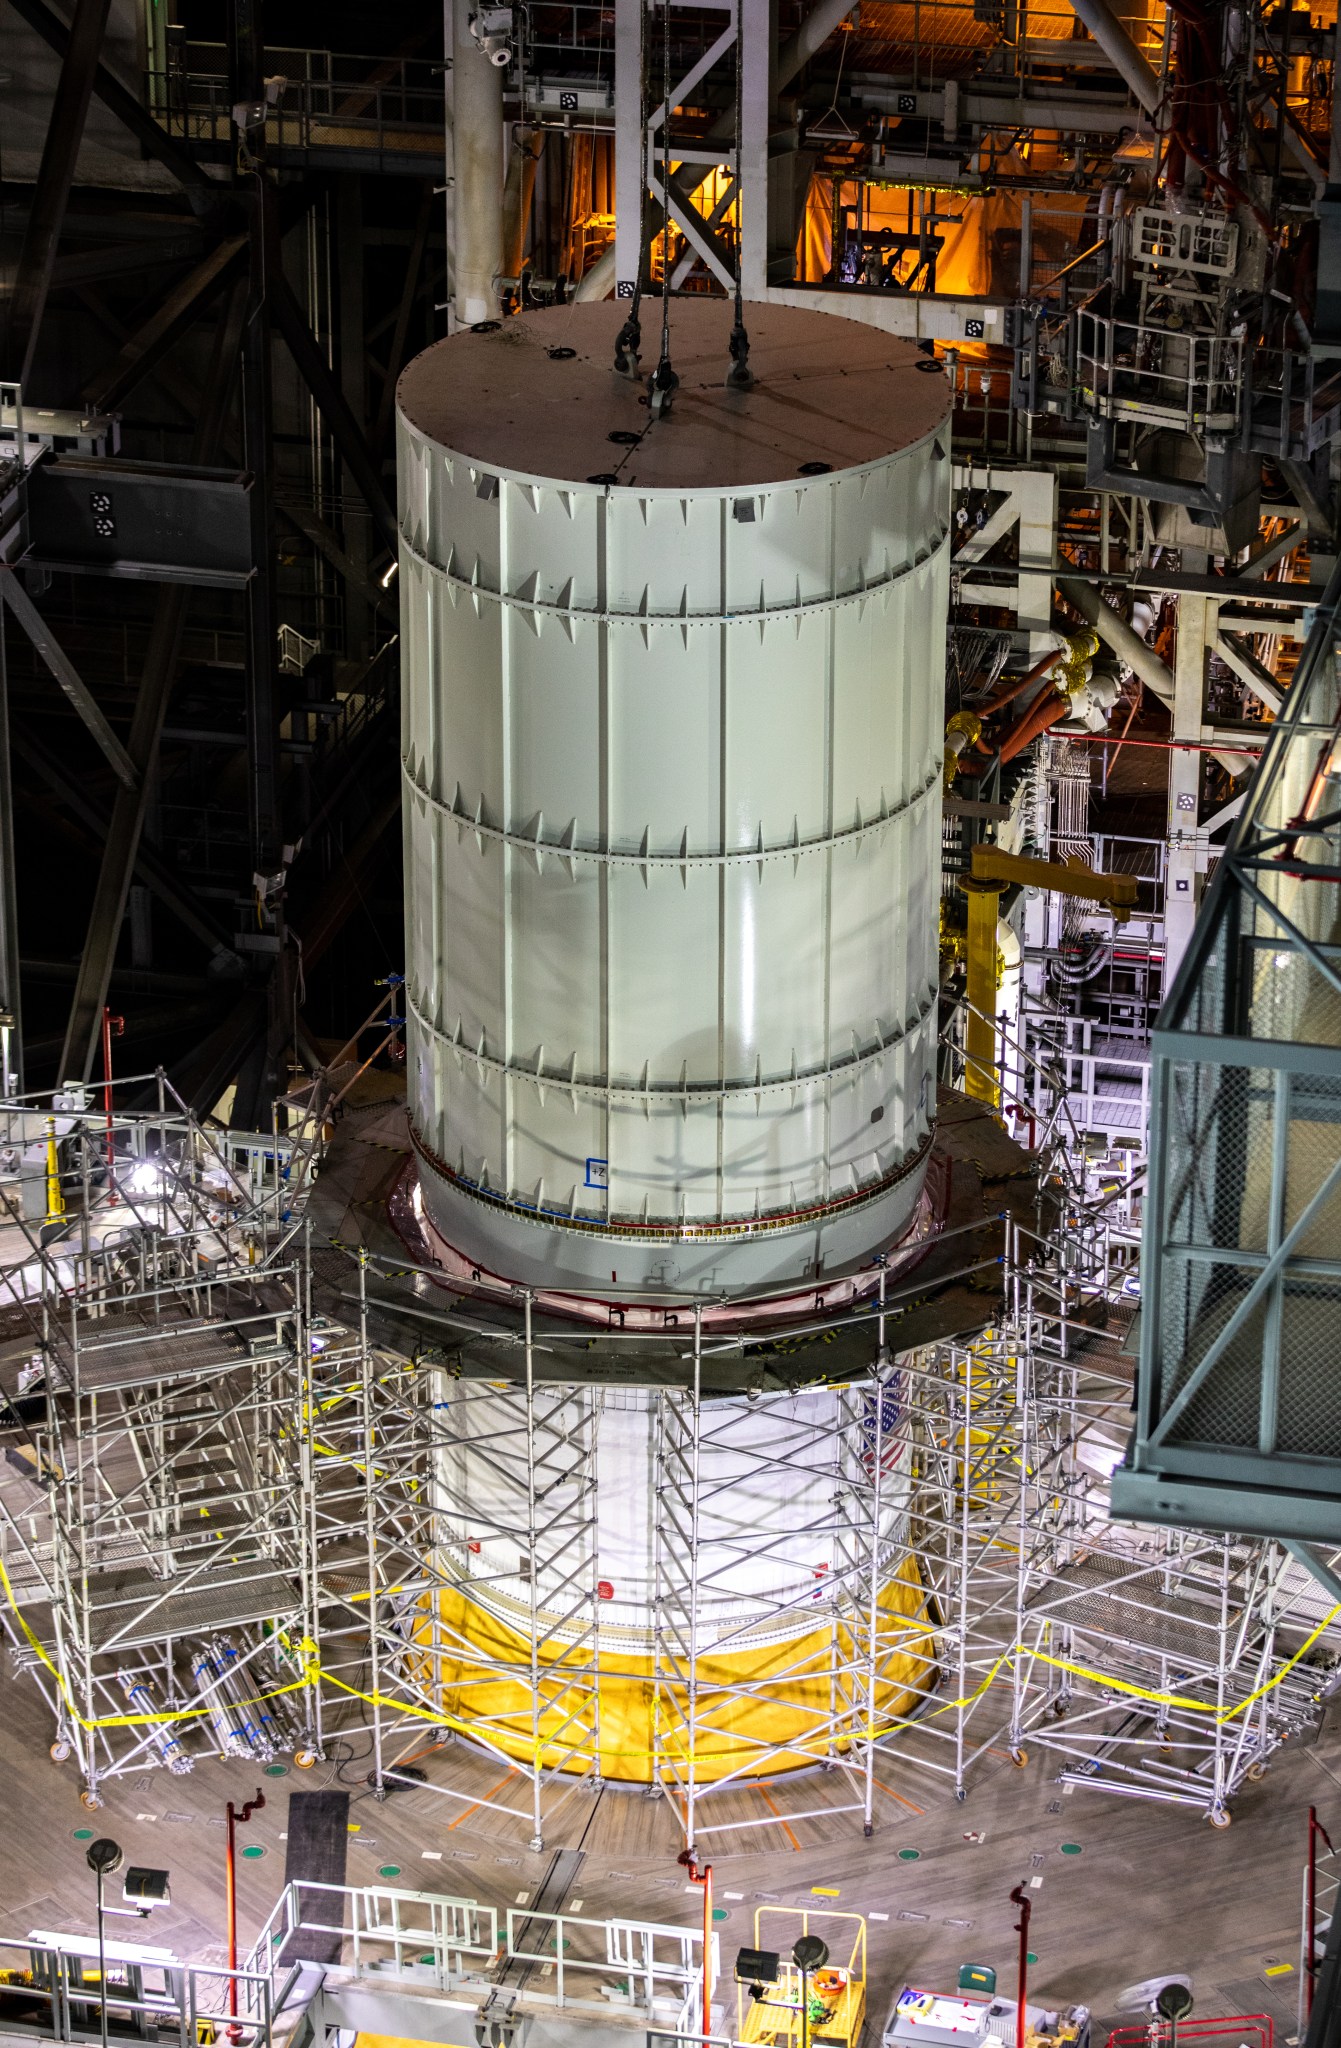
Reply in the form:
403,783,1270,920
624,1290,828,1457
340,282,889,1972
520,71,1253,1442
396,300,950,491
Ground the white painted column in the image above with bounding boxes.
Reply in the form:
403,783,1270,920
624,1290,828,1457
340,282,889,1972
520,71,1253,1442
452,0,505,327
614,0,644,300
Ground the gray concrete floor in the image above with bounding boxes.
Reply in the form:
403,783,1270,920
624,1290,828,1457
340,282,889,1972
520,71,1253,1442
2,1665,1335,2043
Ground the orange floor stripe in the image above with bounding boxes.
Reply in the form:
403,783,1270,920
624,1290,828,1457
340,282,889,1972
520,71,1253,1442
872,1774,925,1815
757,1783,801,1851
447,1765,517,1829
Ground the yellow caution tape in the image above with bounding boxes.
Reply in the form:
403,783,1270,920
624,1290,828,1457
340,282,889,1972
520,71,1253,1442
5,1539,1336,1752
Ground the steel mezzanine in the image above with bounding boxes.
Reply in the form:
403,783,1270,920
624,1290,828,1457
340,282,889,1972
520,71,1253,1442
1113,555,1341,1554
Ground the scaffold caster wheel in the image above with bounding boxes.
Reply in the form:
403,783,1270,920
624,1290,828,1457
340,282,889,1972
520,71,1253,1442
955,1788,967,1802
1246,1761,1268,1782
864,1824,874,1838
1208,1806,1232,1828
294,1750,318,1771
50,1740,72,1763
1010,1748,1028,1768
80,1789,104,1810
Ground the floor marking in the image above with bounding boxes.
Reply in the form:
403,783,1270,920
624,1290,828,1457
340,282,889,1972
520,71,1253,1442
1062,1783,1075,1794
1028,1876,1043,1889
870,1912,890,1922
135,1813,158,1823
872,1776,925,1815
448,1766,518,1830
756,1784,801,1852
812,1887,840,1897
724,1891,745,1900
422,1851,442,1860
963,1831,986,1844
1265,1965,1294,1978
515,1890,530,1905
569,1899,584,1912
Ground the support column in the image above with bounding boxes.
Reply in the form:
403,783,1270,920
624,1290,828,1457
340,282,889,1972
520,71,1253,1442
451,0,504,327
613,0,644,299
1165,584,1215,984
337,175,371,658
0,617,21,1096
229,0,281,884
739,0,775,299
4,0,115,389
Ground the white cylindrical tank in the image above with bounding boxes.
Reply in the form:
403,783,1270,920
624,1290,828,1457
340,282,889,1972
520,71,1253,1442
397,303,950,1298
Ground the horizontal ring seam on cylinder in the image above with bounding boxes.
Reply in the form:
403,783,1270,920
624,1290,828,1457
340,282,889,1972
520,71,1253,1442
406,984,936,1104
401,759,942,869
397,525,950,627
410,1117,935,1241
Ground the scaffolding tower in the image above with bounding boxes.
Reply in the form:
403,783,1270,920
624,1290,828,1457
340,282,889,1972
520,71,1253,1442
2,1069,1337,1837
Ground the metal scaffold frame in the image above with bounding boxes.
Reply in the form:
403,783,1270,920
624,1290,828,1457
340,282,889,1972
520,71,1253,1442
3,1069,1338,1835
0,1068,328,1803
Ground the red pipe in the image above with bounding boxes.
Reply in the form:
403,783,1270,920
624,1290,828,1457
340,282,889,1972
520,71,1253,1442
226,1789,266,2041
1010,1883,1031,2048
1080,735,1264,757
678,1847,714,2038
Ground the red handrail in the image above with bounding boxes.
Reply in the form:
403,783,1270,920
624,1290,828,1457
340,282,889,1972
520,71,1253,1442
1105,2019,1273,2048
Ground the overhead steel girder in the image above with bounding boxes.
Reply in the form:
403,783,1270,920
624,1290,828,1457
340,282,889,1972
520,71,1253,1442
60,280,248,1085
23,456,252,588
10,726,235,960
5,0,115,390
5,0,217,207
270,275,397,556
0,566,136,786
82,236,248,413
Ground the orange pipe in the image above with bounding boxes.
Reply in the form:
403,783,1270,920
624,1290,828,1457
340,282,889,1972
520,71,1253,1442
998,690,1069,764
979,646,1065,716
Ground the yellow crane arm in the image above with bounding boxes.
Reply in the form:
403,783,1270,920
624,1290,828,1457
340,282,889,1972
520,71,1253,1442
968,843,1138,922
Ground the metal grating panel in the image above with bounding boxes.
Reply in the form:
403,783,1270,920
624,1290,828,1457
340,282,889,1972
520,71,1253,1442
86,1565,302,1650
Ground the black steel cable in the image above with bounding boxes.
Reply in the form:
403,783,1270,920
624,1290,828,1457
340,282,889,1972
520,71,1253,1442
613,0,646,374
726,0,753,388
649,0,678,413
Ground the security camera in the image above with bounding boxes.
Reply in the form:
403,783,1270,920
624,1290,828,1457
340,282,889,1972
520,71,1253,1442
469,6,513,65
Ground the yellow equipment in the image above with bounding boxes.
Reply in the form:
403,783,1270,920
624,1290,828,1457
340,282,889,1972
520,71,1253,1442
44,1117,64,1225
959,841,1139,1107
968,843,1139,921
737,1908,867,2048
415,1554,930,1783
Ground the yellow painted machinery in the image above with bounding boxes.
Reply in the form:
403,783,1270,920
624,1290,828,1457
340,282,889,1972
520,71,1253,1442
960,842,1139,1107
737,1907,867,2048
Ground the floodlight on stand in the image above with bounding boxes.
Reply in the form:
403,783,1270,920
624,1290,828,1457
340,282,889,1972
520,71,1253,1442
1157,1979,1194,2048
85,1840,123,1876
124,1869,171,1910
793,1936,829,1974
735,1948,780,1987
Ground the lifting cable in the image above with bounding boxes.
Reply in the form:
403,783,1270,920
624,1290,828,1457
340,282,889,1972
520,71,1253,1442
725,0,753,390
612,0,646,376
649,0,678,416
